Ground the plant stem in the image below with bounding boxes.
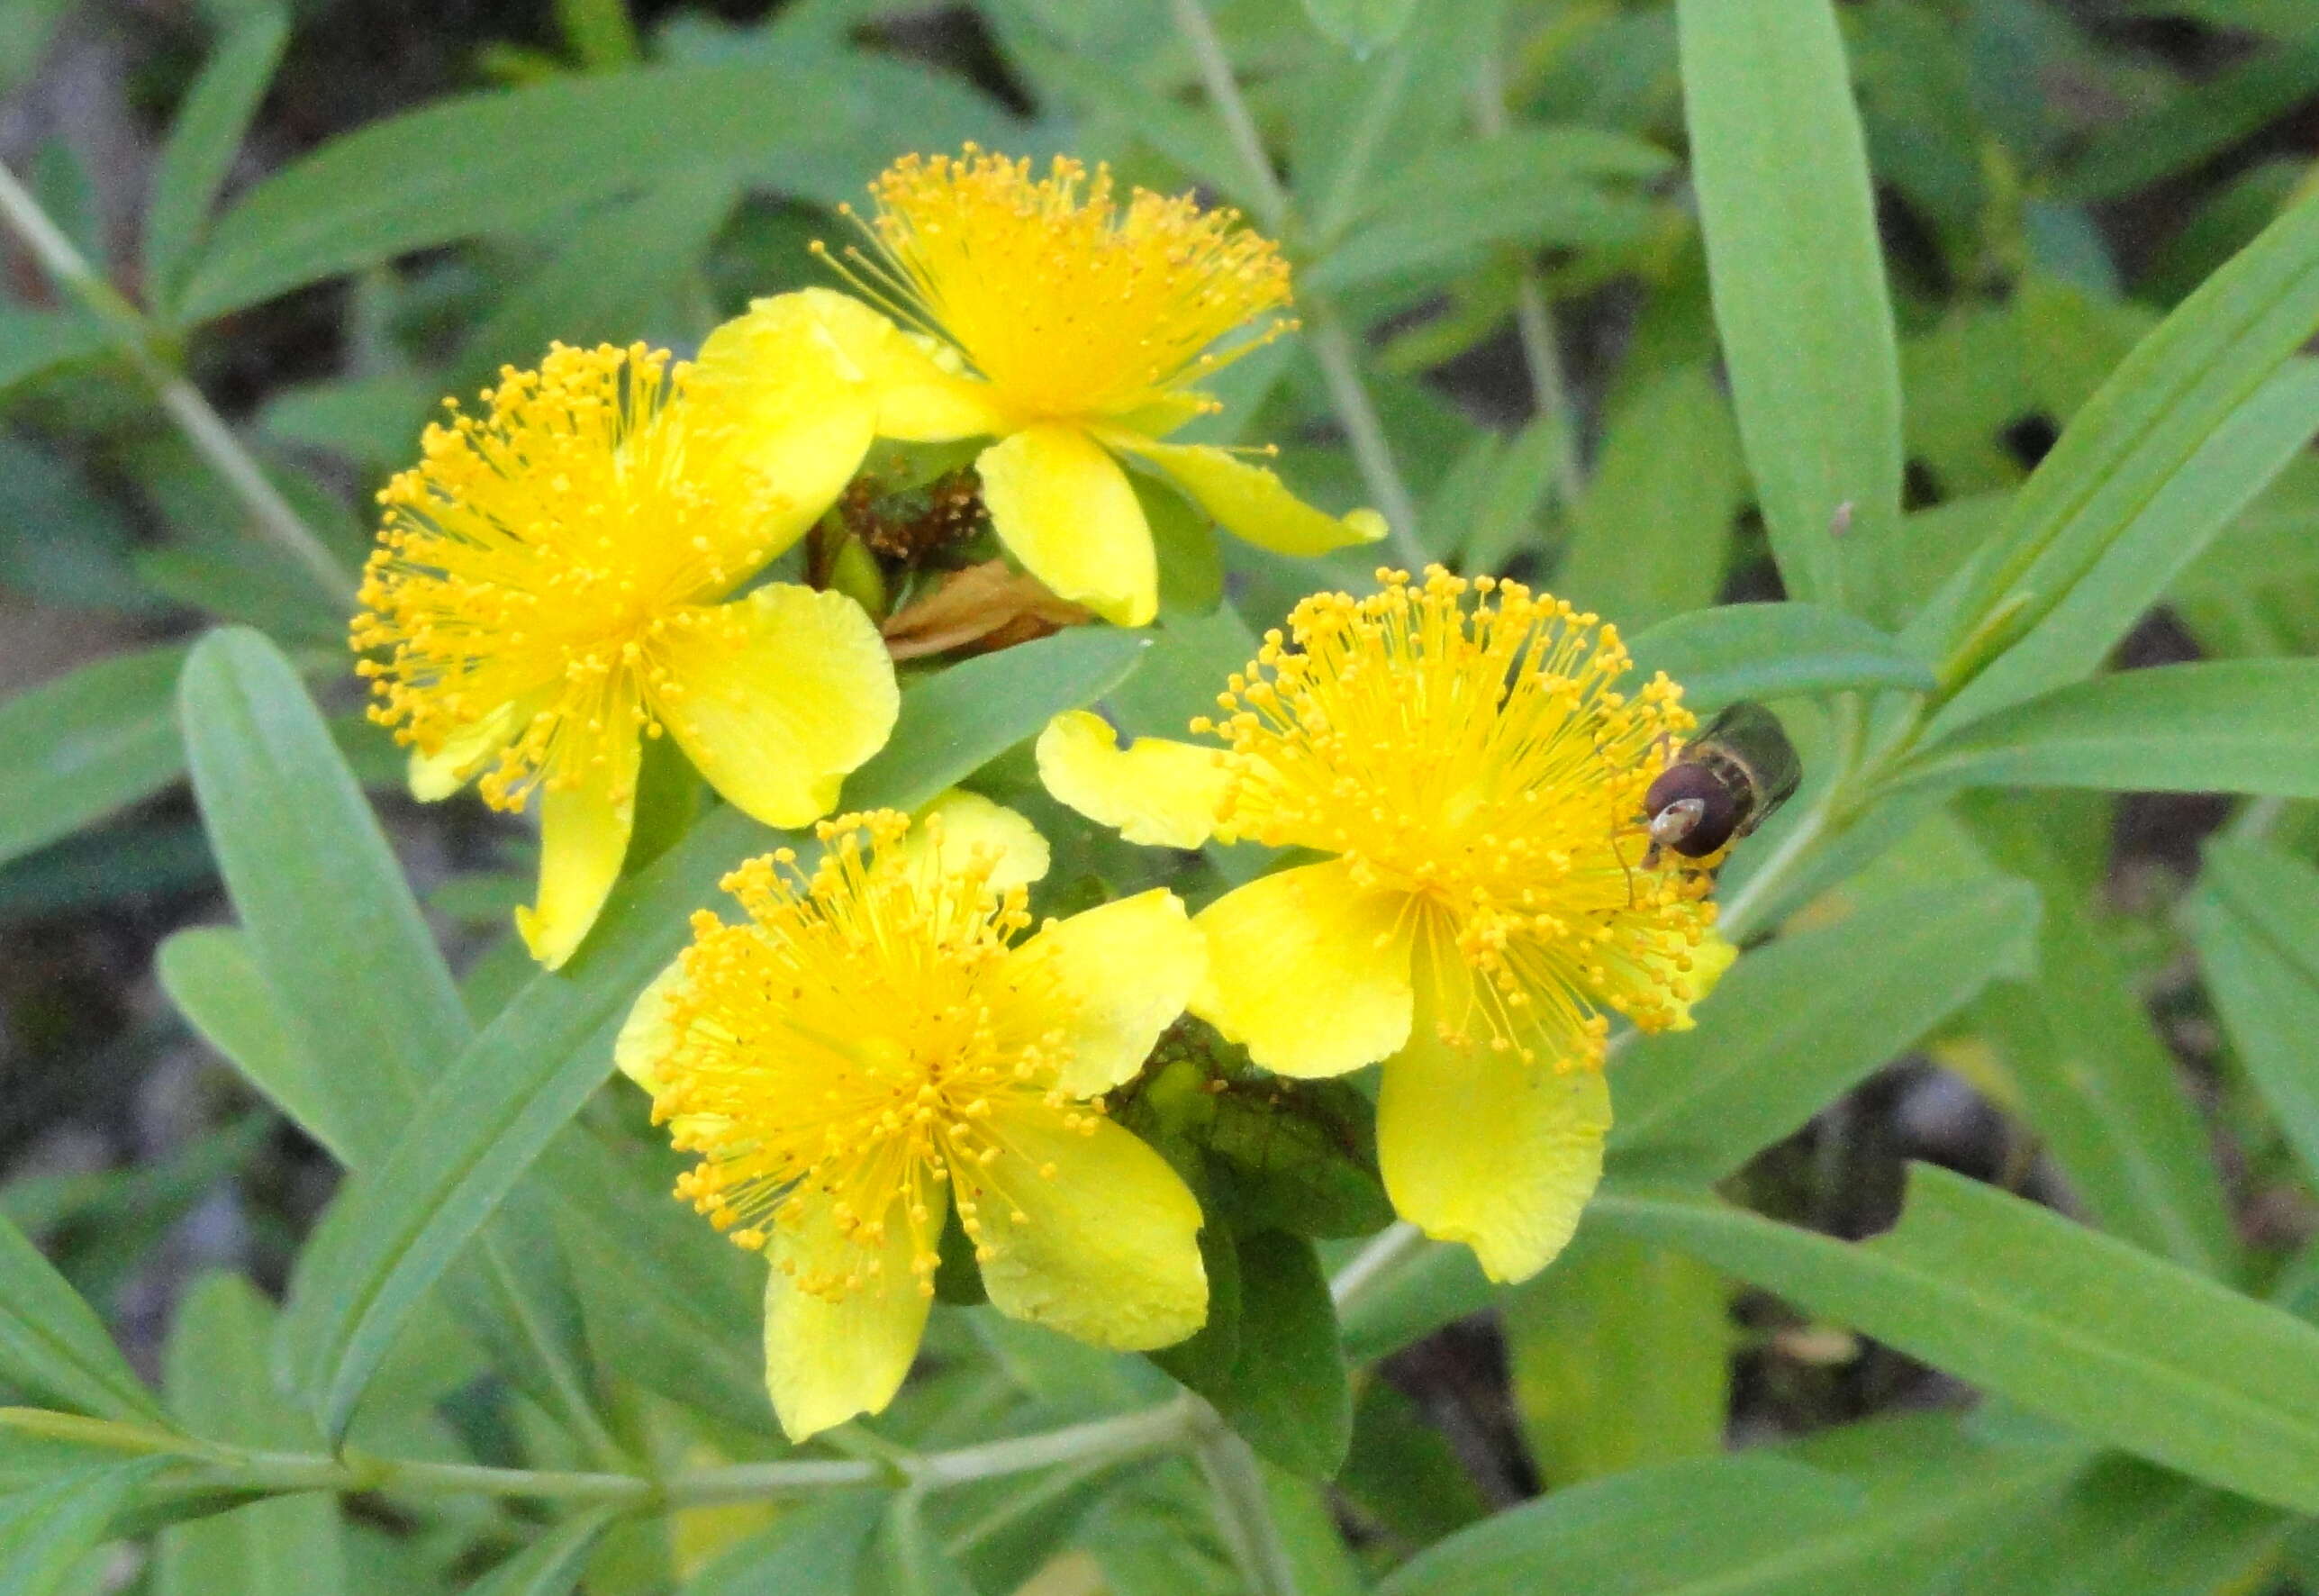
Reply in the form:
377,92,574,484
1327,1220,1425,1313
1189,1403,1302,1596
1468,56,1586,512
0,159,358,605
1167,0,1429,569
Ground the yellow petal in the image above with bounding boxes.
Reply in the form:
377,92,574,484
1006,889,1205,1097
688,290,880,561
793,288,1008,442
650,584,900,830
762,1200,931,1441
1110,438,1388,556
612,957,687,1096
513,716,641,971
976,427,1157,628
408,699,525,802
1034,710,1231,849
1377,1038,1610,1284
1191,860,1414,1077
892,789,1051,893
966,1109,1207,1350
1664,929,1739,1032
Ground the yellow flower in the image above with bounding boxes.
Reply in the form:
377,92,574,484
350,314,896,969
761,147,1384,627
614,796,1210,1440
1037,569,1733,1283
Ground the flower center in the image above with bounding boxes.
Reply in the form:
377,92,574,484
650,817,1094,1301
832,146,1292,424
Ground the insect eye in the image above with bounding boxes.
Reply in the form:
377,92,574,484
1644,765,1741,857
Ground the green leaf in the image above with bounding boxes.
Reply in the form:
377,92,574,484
1900,661,2319,796
143,5,290,314
0,1210,165,1424
278,628,1145,1442
2057,34,2319,204
1625,603,1934,715
1554,365,1744,631
0,433,149,612
1337,1382,1487,1550
1608,879,2037,1182
1938,185,2319,685
1924,1455,2288,1596
1963,795,2238,1276
1377,1437,2069,1596
1300,0,1424,55
0,646,187,870
1304,185,1656,294
680,1493,886,1596
1336,1241,1491,1366
450,175,738,393
177,629,600,1447
1594,1166,2319,1514
2191,839,2319,1187
155,1274,343,1596
176,55,1016,322
1505,1229,1729,1487
1932,358,2319,732
1206,1231,1352,1478
0,307,105,395
0,1459,172,1596
1677,0,1902,617
457,1508,621,1596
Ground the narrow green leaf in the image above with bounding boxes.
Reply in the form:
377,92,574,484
1304,185,1655,294
1925,1455,2288,1596
1625,603,1934,713
0,646,186,869
280,629,1146,1443
1900,661,2319,796
156,1274,343,1596
143,5,290,314
1941,185,2319,683
1378,1439,2068,1596
157,927,348,1160
1505,1229,1728,1486
1595,1166,2319,1513
458,1507,621,1596
0,1459,171,1596
1554,365,1744,631
0,1212,165,1424
2192,839,2319,1185
450,175,737,393
178,629,599,1446
0,432,149,612
1933,358,2319,731
177,56,1015,322
681,1493,886,1596
1608,880,2037,1181
1678,0,1903,616
1208,1231,1352,1479
2057,34,2319,204
1964,795,2237,1276
0,307,105,395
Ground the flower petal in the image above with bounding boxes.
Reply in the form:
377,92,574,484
689,290,881,561
1006,888,1205,1097
612,957,687,1097
1111,438,1388,556
976,427,1157,628
966,1109,1207,1350
1034,710,1231,849
793,288,1008,442
894,789,1052,893
1191,860,1414,1077
650,584,900,830
762,1200,931,1441
513,714,641,971
1377,1038,1610,1284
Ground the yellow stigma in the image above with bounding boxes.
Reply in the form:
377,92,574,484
349,342,777,812
1198,567,1720,1066
647,812,1097,1302
833,145,1292,424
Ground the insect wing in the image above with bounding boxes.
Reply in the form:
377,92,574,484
1696,702,1801,812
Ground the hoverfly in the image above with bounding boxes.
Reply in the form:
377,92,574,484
1642,701,1801,866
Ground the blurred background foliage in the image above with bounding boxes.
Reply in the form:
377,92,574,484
11,0,2319,1591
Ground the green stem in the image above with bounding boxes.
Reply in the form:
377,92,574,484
0,159,358,605
1167,0,1428,568
1189,1403,1301,1596
1327,1220,1425,1316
